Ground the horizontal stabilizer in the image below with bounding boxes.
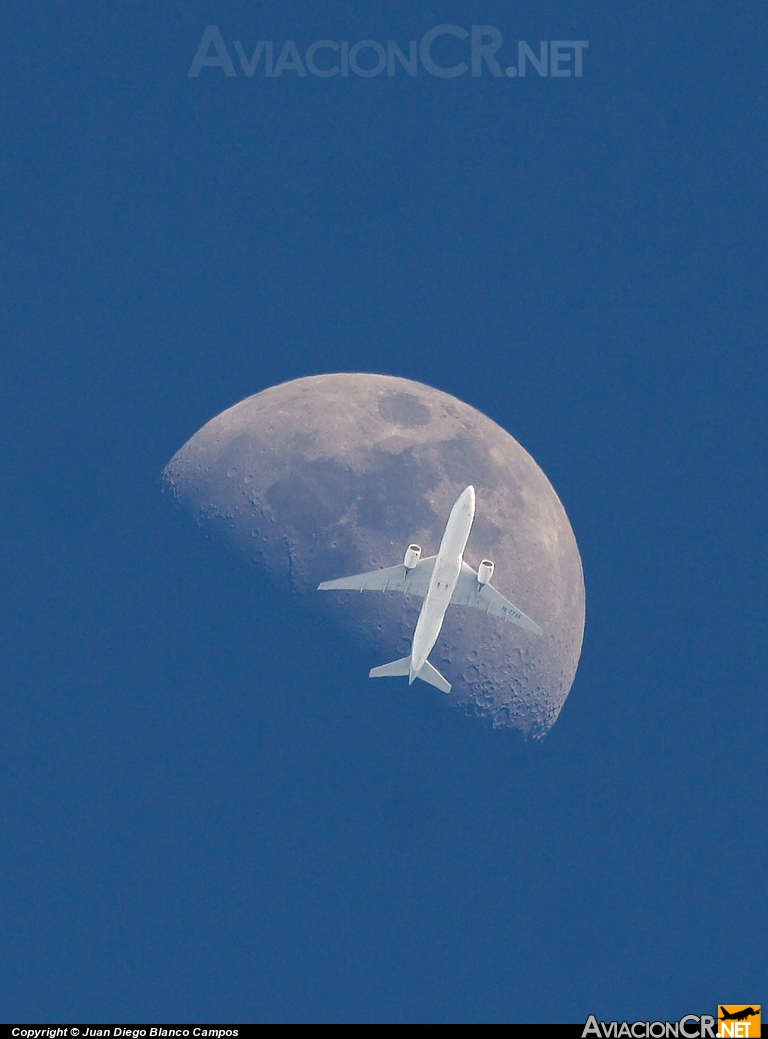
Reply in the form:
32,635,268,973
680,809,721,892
369,656,410,679
368,656,451,694
416,660,451,694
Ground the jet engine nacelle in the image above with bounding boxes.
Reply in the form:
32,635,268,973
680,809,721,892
477,559,495,585
403,544,422,570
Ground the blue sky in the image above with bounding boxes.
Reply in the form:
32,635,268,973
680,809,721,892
1,0,766,1024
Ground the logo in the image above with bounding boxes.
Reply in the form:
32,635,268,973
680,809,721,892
187,25,589,81
717,1007,761,1038
582,1015,716,1037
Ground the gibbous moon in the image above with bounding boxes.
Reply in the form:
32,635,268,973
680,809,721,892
163,374,585,737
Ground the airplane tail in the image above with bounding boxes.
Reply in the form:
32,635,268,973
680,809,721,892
369,657,451,694
417,660,451,694
369,656,410,679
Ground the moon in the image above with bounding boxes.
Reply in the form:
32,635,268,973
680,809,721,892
163,374,585,738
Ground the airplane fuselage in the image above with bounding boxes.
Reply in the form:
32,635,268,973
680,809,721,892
318,482,542,694
410,485,476,682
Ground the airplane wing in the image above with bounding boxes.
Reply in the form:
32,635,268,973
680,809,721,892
318,556,437,598
451,561,543,635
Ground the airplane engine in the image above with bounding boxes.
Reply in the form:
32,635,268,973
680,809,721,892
477,559,495,585
403,544,422,570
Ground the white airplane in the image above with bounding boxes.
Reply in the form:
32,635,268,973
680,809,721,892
318,485,542,694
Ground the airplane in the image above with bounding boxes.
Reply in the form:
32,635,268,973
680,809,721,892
719,1009,760,1022
318,485,542,694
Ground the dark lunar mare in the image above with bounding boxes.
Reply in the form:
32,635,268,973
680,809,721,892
163,374,585,737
